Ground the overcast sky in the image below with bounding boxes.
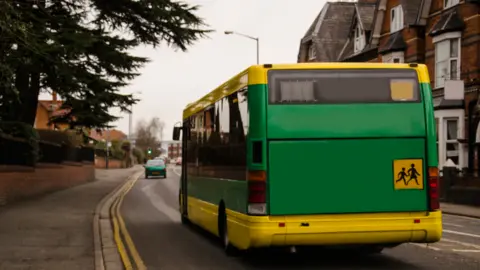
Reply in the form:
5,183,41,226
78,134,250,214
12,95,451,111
40,0,328,140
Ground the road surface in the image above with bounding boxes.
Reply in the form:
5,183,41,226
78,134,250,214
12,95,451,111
121,166,480,270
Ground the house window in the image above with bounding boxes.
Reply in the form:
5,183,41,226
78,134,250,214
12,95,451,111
390,5,404,33
308,44,316,60
444,0,459,9
445,118,460,166
435,109,465,169
434,36,460,88
354,24,365,53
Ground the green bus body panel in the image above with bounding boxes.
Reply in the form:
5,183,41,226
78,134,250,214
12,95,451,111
183,78,438,217
265,80,435,215
185,84,267,214
247,84,268,172
187,177,247,213
421,82,438,168
268,138,428,215
267,103,426,139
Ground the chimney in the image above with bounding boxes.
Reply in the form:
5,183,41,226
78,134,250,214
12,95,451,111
52,91,57,102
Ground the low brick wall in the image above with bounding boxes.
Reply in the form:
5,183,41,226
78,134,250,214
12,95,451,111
94,157,123,169
0,162,95,205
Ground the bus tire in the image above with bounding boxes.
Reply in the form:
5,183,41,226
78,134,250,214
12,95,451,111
179,192,189,225
181,214,190,225
218,205,239,256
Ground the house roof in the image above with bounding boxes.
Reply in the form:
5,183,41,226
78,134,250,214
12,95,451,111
90,129,127,142
38,100,63,111
378,31,407,54
356,3,376,31
429,8,465,37
400,0,424,26
337,2,377,61
300,2,356,62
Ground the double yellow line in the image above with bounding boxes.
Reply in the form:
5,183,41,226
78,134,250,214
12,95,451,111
110,173,147,270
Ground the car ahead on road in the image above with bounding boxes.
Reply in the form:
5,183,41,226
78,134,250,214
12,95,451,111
144,159,167,179
176,157,182,166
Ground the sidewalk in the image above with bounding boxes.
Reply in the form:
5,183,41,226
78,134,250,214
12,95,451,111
0,166,140,270
441,202,480,219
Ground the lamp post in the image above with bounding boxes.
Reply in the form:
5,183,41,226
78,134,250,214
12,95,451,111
128,105,132,140
224,31,259,64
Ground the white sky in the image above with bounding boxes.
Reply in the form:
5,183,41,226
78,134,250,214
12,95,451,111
40,0,327,140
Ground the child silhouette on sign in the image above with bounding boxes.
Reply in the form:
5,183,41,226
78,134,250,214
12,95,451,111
407,163,420,185
396,167,408,185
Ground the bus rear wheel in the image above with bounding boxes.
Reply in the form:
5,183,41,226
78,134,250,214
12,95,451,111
218,207,239,256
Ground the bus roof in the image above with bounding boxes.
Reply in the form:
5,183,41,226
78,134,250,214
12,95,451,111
182,63,430,119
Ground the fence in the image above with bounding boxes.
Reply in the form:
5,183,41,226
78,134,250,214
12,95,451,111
441,166,480,206
1,135,95,166
0,134,36,166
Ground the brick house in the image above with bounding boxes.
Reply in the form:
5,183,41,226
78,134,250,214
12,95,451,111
167,142,182,160
298,0,480,170
297,1,356,62
34,93,71,130
89,129,127,142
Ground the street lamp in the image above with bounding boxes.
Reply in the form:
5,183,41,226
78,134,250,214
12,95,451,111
224,30,260,65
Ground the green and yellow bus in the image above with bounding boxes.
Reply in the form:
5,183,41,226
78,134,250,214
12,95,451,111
172,62,442,254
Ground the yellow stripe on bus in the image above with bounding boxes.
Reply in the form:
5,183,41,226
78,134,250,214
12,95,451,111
183,63,430,119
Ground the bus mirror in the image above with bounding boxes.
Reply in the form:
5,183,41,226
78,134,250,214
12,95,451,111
173,127,181,141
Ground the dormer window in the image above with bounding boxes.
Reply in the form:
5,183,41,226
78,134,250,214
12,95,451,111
390,5,404,33
354,24,365,53
444,0,459,9
308,44,316,61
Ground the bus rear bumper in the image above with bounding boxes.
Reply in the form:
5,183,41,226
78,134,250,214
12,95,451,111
227,210,442,250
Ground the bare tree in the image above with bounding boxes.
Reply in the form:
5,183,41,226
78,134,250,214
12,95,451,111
134,117,165,159
150,117,165,143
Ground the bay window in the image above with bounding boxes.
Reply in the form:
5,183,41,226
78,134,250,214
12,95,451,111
434,32,461,88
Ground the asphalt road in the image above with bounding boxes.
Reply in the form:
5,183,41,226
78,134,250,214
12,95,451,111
121,166,480,270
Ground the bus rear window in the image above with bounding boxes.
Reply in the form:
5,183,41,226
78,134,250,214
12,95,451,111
267,69,420,104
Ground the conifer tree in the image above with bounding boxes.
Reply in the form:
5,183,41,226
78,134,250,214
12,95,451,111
0,0,210,128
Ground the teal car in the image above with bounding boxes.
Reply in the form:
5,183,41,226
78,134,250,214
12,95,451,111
144,159,167,179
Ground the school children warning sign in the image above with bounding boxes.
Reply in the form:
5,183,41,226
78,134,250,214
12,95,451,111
393,159,424,190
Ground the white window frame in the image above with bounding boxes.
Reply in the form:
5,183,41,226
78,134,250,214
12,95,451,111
435,109,465,170
382,51,404,63
308,44,316,60
354,23,366,53
390,5,404,33
444,0,459,9
433,32,461,89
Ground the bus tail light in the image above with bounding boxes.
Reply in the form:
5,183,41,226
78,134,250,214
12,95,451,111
247,170,267,215
428,167,439,211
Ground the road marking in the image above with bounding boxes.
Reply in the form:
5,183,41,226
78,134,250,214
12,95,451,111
111,193,133,270
443,229,480,239
443,213,480,222
443,222,464,227
452,249,480,252
112,172,147,270
442,238,480,249
173,167,181,176
144,187,180,222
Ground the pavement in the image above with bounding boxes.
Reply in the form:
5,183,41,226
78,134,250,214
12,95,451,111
119,165,480,270
0,167,138,270
441,202,480,219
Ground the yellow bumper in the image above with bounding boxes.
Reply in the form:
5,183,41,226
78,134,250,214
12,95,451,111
226,210,442,250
